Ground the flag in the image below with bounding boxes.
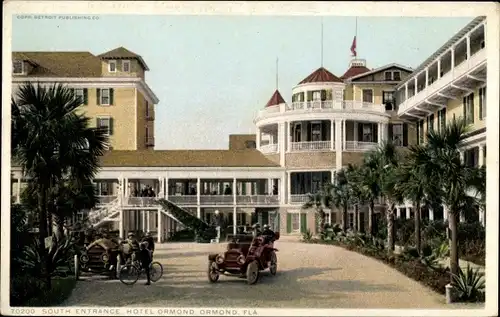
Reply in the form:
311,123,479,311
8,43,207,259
350,36,357,57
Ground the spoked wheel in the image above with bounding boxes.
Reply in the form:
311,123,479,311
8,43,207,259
269,251,277,276
119,264,140,285
246,260,260,285
208,261,220,283
150,261,163,282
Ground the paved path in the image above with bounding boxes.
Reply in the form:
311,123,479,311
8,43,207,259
62,240,483,309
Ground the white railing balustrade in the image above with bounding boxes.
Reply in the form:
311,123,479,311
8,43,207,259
260,143,278,154
236,195,280,205
96,195,118,205
199,195,234,205
345,141,378,151
291,141,331,152
290,194,310,204
124,197,157,207
168,195,198,205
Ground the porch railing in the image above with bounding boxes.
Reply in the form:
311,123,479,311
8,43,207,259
236,195,280,205
199,195,234,205
290,141,331,152
260,143,278,154
168,195,198,205
345,141,378,151
290,194,310,204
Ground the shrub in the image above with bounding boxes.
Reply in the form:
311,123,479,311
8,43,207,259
302,229,313,241
451,264,485,302
23,278,77,307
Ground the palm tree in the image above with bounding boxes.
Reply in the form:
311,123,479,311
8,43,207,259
345,164,367,233
302,190,330,233
11,82,108,289
423,117,485,277
328,169,352,232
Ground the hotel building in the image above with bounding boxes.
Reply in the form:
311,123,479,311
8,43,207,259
11,16,487,242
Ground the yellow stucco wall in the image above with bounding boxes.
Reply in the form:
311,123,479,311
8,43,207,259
352,84,397,104
101,60,145,79
135,91,152,150
442,86,486,131
77,87,137,150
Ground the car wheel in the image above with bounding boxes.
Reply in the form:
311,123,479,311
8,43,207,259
246,260,259,285
208,261,220,283
269,251,277,276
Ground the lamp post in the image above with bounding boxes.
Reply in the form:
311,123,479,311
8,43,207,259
215,209,221,243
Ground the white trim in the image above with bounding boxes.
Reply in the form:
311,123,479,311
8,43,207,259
255,111,390,128
347,63,413,81
11,76,159,104
122,60,131,72
13,60,25,75
108,60,117,73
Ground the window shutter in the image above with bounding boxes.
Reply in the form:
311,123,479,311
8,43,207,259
388,124,394,141
373,123,378,143
110,88,114,105
83,88,88,105
286,214,292,233
403,123,408,146
300,213,307,233
307,91,313,101
109,118,114,135
357,123,363,142
96,88,101,105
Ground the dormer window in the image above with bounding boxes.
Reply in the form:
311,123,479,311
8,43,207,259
13,60,24,74
122,60,130,72
108,60,117,72
393,71,401,81
384,71,392,80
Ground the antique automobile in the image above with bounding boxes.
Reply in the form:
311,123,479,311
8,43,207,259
79,236,122,277
207,232,280,285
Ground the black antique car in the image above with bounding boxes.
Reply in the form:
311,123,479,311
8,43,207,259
78,237,122,277
207,232,280,285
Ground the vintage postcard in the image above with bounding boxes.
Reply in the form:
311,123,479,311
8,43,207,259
1,1,498,316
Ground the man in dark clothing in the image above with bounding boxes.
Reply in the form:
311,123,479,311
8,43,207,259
141,231,155,259
224,185,232,195
138,242,152,285
262,224,275,244
272,185,278,195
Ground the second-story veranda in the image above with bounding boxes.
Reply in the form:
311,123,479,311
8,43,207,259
396,17,486,121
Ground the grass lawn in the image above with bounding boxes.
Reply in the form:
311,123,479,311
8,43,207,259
23,277,77,307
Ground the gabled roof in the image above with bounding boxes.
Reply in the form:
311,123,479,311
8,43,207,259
98,150,281,167
340,65,371,80
98,46,150,71
298,67,343,85
347,63,413,81
265,90,286,107
12,51,103,77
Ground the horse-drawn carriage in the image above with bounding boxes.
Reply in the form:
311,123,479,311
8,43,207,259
207,232,280,285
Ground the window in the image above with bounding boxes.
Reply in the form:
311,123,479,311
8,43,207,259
96,117,112,135
362,124,373,142
362,89,373,103
392,124,403,146
463,93,474,124
13,60,24,74
312,91,321,101
427,114,435,132
383,91,394,110
393,71,401,81
73,88,87,105
438,108,447,132
98,88,113,106
417,120,424,144
122,60,130,72
479,86,486,120
311,122,322,142
384,71,392,80
108,60,117,72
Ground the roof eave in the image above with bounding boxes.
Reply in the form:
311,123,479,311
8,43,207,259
348,63,413,81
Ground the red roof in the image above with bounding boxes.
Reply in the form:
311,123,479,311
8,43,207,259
340,65,371,80
265,90,286,107
298,67,342,85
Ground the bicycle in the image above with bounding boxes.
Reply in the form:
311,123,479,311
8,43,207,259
119,256,163,285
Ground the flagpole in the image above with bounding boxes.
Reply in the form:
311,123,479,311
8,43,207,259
321,18,324,67
275,57,279,90
355,17,358,58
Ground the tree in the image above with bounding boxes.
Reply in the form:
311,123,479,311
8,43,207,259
423,117,485,278
11,82,108,289
302,190,330,233
345,164,368,233
328,169,352,232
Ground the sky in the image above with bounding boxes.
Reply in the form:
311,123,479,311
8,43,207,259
12,15,473,150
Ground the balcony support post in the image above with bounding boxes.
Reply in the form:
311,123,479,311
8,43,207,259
157,209,163,243
280,172,286,205
335,119,343,169
165,174,169,199
119,209,124,239
479,144,485,167
196,178,201,205
233,178,237,205
425,68,429,87
354,122,358,142
233,206,237,235
256,128,261,150
342,120,347,151
451,45,455,70
330,120,334,150
414,77,417,94
405,83,409,100
437,59,441,79
16,177,21,204
466,35,471,61
279,122,286,166
287,172,291,204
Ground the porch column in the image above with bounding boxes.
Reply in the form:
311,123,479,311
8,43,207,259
279,122,286,166
405,83,408,100
233,207,237,235
165,176,169,199
466,35,471,61
354,122,358,143
142,211,146,232
280,172,286,204
256,128,261,150
437,59,441,79
330,120,334,150
157,210,163,243
268,178,273,195
414,78,417,93
459,151,465,163
124,178,129,197
429,207,434,221
377,123,382,143
478,144,485,167
287,172,292,204
342,119,347,150
16,177,21,204
406,208,411,219
425,68,429,87
335,119,343,169
396,208,401,218
146,212,150,232
196,178,201,206
233,178,237,205
450,46,455,69
119,209,124,239
287,122,292,152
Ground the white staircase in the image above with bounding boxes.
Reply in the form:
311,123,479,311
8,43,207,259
88,197,121,227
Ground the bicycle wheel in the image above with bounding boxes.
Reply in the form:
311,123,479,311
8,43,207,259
150,262,163,282
119,264,140,285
